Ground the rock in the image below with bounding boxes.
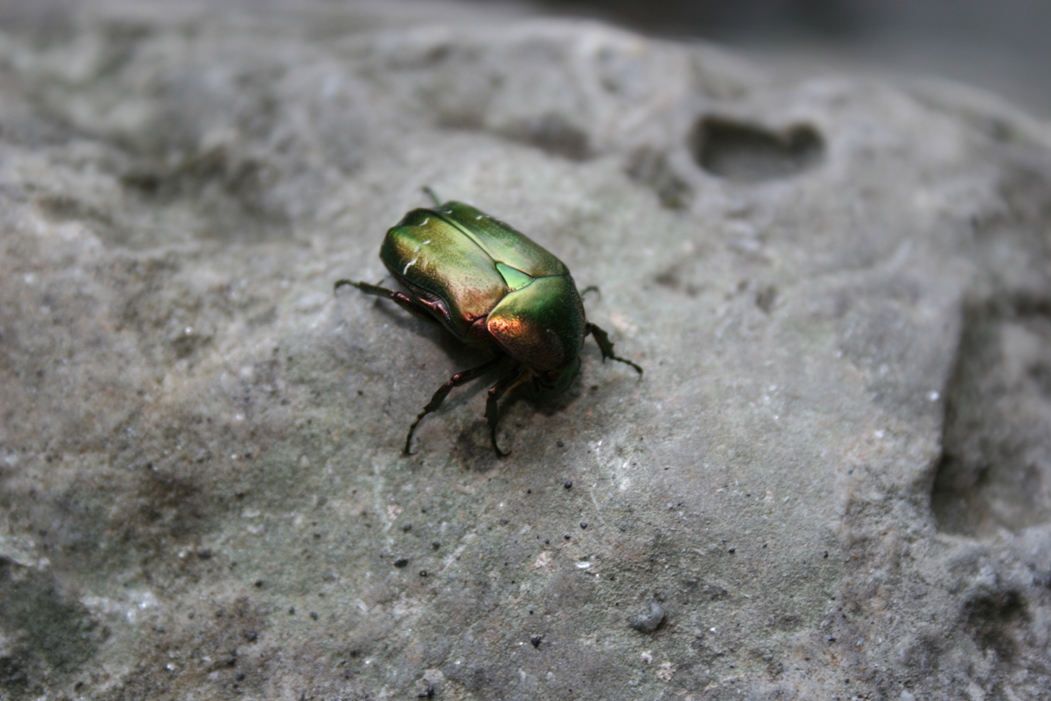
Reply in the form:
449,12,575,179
0,0,1049,699
631,600,666,633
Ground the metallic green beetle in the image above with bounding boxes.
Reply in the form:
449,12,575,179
335,188,642,457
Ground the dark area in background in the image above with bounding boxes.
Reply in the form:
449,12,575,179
520,0,1051,117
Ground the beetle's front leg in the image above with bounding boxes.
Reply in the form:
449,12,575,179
404,356,505,455
586,323,644,377
485,365,533,458
334,279,434,322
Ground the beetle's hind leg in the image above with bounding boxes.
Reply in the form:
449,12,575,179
404,356,505,455
334,279,435,321
586,323,643,377
485,365,533,458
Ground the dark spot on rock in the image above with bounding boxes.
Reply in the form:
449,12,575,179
501,113,590,161
756,284,778,313
691,117,823,182
393,557,410,568
626,146,692,209
963,589,1028,661
530,635,543,648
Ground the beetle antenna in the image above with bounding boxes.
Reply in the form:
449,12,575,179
422,186,442,207
586,323,643,377
579,285,601,300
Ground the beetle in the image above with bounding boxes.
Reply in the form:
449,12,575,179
335,188,642,457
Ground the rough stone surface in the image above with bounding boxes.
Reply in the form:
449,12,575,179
2,1,1050,699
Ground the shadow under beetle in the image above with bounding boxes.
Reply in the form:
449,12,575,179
335,188,642,457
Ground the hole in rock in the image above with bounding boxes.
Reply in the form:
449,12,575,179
691,117,823,182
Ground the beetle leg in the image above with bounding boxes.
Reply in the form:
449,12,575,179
586,323,644,377
579,285,601,299
485,365,532,458
334,279,436,322
404,356,505,455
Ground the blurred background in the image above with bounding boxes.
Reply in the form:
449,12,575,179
504,0,1051,117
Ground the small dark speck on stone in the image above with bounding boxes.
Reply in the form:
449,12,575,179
245,631,257,642
197,549,213,559
288,607,295,615
254,579,264,588
394,557,410,568
530,635,543,648
580,522,588,529
824,550,829,558
419,570,428,577
828,637,837,643
236,672,246,681
402,524,412,532
556,440,564,447
564,534,571,540
545,539,550,544
310,611,318,620
630,600,666,633
431,542,441,550
728,547,736,554
417,684,435,698
564,480,572,489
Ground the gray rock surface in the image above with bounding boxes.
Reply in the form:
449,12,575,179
2,1,1050,699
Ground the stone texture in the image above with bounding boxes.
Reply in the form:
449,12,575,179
1,1,1050,699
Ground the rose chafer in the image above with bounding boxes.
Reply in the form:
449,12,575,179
336,188,642,457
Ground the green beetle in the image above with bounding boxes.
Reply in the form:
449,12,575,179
335,188,642,457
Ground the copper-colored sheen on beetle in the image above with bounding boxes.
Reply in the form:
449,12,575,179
335,188,642,457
